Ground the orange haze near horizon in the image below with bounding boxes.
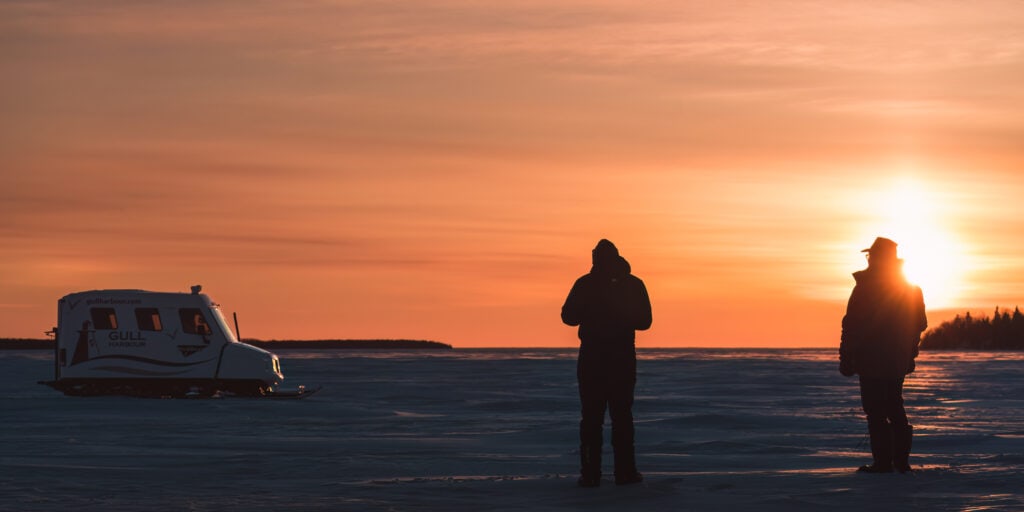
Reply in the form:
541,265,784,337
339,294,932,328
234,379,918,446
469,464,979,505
3,2,1024,347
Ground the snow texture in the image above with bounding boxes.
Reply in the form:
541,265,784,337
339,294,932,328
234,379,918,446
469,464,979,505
2,349,1023,511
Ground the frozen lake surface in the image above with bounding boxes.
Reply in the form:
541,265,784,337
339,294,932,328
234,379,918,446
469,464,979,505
3,348,1023,511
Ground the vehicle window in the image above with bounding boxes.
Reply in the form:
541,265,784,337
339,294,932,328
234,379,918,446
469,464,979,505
90,308,118,329
179,308,211,335
135,308,162,331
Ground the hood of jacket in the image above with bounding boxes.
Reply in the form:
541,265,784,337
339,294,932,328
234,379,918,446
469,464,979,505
592,255,631,278
591,238,631,278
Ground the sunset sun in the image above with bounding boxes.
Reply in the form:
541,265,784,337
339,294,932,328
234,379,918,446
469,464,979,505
859,177,967,309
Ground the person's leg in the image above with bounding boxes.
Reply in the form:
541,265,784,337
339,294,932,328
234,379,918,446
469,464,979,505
886,378,913,472
858,377,894,472
578,359,607,486
608,357,641,484
883,377,908,428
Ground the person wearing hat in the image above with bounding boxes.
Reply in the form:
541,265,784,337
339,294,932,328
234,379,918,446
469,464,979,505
562,239,652,487
840,237,928,473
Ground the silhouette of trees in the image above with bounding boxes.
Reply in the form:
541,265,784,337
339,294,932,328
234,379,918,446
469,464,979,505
920,307,1024,350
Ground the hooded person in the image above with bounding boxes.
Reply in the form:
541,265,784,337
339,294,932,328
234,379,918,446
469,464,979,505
562,239,652,487
840,237,928,473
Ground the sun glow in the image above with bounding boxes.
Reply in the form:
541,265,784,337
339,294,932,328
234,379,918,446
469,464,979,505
857,177,967,309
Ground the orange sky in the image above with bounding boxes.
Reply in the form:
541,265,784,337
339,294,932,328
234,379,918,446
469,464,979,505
2,1,1024,347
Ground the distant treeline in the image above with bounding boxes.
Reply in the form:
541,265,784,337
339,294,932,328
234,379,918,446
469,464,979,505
244,339,452,350
921,307,1024,350
0,339,52,350
0,338,452,350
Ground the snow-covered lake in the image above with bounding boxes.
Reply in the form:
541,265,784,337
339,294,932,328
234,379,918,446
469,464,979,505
3,348,1022,511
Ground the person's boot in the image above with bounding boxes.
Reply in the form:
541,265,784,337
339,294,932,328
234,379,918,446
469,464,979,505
615,470,644,486
892,424,913,473
578,444,602,487
857,422,894,473
612,443,643,485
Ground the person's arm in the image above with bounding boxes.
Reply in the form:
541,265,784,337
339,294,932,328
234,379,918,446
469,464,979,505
632,279,652,331
561,278,585,327
911,285,927,362
839,286,862,376
914,286,928,334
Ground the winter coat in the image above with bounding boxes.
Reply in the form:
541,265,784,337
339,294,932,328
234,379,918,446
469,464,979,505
561,255,652,359
840,265,927,379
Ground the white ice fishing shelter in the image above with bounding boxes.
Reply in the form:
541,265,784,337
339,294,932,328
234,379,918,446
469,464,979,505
42,286,287,397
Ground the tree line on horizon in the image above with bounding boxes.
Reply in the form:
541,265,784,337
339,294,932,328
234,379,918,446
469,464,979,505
921,307,1024,350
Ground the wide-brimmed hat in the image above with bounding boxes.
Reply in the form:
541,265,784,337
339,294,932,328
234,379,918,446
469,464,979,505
862,237,898,258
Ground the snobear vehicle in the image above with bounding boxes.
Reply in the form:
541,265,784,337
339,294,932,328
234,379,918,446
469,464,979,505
40,286,317,398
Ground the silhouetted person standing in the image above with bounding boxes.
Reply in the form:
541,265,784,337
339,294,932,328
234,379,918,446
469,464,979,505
840,237,927,473
562,239,652,487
